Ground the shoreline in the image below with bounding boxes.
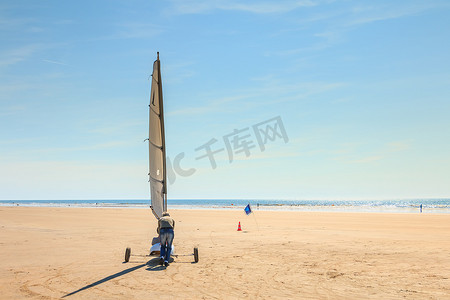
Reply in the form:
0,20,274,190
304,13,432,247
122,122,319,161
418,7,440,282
0,203,447,214
2,198,449,215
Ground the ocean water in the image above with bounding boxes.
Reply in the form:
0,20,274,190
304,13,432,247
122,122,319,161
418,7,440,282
1,199,449,213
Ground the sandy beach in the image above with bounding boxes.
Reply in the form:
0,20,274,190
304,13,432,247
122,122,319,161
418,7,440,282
0,207,449,299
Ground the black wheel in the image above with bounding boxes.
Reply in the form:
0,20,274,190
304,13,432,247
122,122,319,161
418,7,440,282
125,247,131,262
193,247,199,263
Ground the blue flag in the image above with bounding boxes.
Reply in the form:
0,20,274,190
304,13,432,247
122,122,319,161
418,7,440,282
244,204,252,215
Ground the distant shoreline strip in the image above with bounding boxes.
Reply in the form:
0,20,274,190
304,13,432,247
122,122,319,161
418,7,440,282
1,199,449,213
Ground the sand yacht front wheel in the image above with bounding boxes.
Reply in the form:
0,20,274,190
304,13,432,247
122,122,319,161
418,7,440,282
124,247,131,262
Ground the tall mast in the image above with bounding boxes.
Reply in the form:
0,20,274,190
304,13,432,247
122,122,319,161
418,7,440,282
156,52,168,212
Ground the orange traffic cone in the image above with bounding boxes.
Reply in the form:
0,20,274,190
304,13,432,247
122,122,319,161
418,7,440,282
237,222,242,231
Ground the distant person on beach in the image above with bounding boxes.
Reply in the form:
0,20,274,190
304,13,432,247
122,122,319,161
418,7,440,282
157,212,175,266
420,204,423,213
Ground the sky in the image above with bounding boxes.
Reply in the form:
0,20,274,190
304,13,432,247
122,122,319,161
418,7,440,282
1,0,449,200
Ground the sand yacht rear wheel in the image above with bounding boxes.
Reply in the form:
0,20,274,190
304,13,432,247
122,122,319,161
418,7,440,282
194,247,199,263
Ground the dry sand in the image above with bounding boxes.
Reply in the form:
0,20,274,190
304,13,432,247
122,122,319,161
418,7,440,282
0,207,449,299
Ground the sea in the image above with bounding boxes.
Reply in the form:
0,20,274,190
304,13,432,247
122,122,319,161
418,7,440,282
1,198,449,214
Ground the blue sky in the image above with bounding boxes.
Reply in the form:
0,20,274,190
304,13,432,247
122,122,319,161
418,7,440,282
1,0,449,200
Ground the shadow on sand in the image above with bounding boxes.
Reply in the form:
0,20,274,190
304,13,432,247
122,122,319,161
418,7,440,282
63,257,168,298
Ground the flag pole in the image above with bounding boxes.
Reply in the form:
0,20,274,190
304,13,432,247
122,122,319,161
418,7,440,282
252,211,260,231
245,203,259,231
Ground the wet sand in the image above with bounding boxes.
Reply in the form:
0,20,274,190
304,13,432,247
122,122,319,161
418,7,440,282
0,207,449,299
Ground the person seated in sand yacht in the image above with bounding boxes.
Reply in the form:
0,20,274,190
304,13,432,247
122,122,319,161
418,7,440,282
157,212,175,266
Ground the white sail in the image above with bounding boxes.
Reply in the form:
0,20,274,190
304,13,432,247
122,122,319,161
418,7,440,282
148,52,167,219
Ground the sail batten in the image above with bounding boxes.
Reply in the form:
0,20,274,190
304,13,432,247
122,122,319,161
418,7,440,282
148,52,167,220
149,140,163,149
149,105,161,117
149,176,164,184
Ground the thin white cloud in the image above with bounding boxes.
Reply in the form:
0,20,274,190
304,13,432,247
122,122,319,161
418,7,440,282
106,22,164,40
0,105,26,116
347,2,447,26
0,15,36,31
229,148,300,162
167,0,319,15
277,1,450,56
0,44,43,67
386,140,411,152
8,141,130,158
167,105,214,117
42,59,69,66
348,155,383,164
0,137,36,146
87,120,145,135
334,140,412,164
220,1,317,14
164,61,196,84
43,141,129,152
167,94,256,116
168,80,345,117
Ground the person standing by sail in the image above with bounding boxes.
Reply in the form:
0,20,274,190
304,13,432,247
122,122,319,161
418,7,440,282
157,212,175,266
